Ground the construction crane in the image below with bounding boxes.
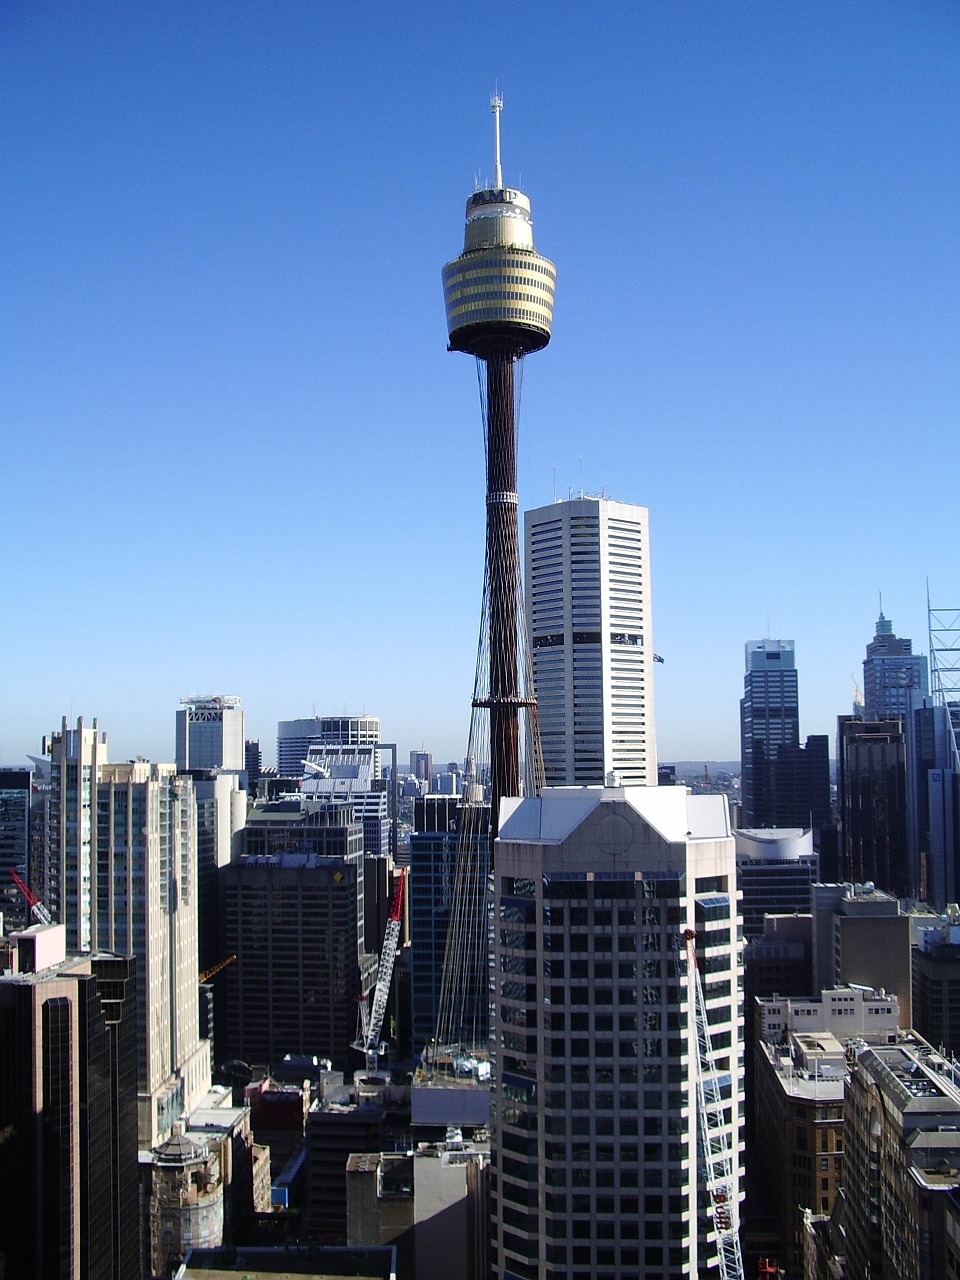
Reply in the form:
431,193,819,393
9,869,52,926
199,954,237,983
353,867,407,1075
683,927,744,1280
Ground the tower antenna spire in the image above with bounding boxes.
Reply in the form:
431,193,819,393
491,89,503,188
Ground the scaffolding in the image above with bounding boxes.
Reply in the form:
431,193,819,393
928,597,960,770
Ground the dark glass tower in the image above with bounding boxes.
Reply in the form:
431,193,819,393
740,639,800,826
0,934,138,1279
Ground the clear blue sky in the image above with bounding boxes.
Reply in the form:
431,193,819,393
2,0,958,768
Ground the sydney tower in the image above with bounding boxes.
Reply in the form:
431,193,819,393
442,95,556,838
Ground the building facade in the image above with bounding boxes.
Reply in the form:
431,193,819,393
45,716,109,949
740,641,829,832
752,987,899,1274
812,882,912,1026
221,805,375,1071
176,696,245,773
838,715,910,898
278,716,381,780
524,498,657,787
912,916,960,1059
863,611,928,723
0,926,139,1280
734,827,818,940
491,786,743,1279
0,766,32,931
95,761,212,1144
844,1038,960,1280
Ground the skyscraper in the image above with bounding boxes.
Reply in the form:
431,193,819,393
176,695,245,772
221,802,374,1071
837,714,910,898
491,785,743,1279
525,497,657,787
0,925,139,1279
45,718,212,1145
739,640,829,830
740,640,799,826
94,761,212,1144
862,611,928,722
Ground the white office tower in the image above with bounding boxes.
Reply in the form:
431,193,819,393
525,498,657,787
176,695,245,772
492,786,743,1280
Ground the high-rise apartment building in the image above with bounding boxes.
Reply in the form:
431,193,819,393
95,761,212,1144
0,925,139,1279
45,716,109,949
863,611,928,722
0,766,32,931
277,715,381,779
44,717,211,1145
525,497,657,787
491,785,743,1279
176,695,245,772
837,715,910,898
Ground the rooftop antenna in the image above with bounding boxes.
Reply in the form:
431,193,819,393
553,465,557,504
491,89,503,188
579,456,584,498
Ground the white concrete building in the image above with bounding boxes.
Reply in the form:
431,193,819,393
524,498,657,787
491,785,743,1279
176,695,245,772
45,717,212,1147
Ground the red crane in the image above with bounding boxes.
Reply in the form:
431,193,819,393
9,869,53,926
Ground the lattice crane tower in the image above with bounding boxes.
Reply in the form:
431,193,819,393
441,94,556,837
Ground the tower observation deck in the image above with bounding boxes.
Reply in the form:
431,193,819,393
427,97,555,1072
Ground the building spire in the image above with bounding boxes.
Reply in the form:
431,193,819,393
491,89,503,188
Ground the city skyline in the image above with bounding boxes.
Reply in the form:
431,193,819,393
2,2,958,768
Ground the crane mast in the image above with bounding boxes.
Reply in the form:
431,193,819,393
354,868,407,1075
683,927,744,1280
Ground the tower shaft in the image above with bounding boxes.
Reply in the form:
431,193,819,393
483,352,521,834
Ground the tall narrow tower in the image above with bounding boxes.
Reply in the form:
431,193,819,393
442,94,556,838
